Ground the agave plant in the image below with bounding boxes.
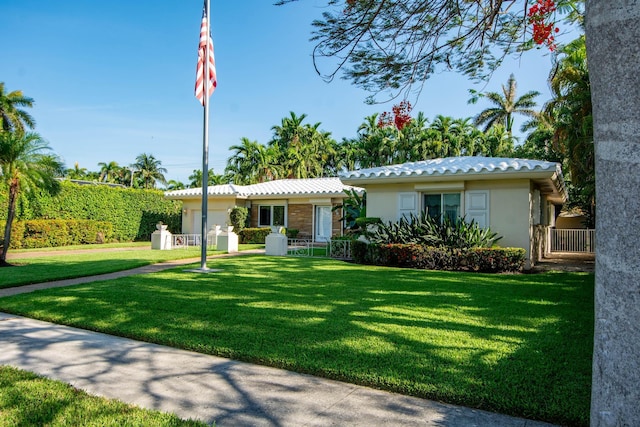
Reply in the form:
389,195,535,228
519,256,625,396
367,212,501,249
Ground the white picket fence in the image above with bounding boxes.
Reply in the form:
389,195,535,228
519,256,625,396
549,228,595,253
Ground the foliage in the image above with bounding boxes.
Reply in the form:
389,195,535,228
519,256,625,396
188,168,227,187
471,74,540,137
352,240,525,272
238,227,271,244
229,206,248,232
0,82,35,133
377,101,412,130
277,0,583,102
132,153,167,189
366,212,502,249
0,219,114,249
546,36,594,227
0,181,182,242
0,256,593,425
0,131,63,263
332,188,366,231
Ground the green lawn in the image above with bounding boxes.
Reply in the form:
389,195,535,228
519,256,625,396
0,256,593,425
0,366,207,426
0,245,264,289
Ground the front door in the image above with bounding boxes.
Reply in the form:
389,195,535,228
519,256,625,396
315,206,332,242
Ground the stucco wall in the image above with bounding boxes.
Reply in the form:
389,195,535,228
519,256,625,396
364,179,534,265
180,197,240,234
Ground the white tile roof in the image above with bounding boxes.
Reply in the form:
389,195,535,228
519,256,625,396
165,177,363,199
340,156,562,180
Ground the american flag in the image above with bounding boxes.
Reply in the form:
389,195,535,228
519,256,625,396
195,3,216,105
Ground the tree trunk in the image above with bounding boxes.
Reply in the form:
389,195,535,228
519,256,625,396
0,178,19,265
586,1,640,425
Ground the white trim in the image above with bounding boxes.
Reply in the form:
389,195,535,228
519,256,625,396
414,182,464,191
465,190,490,228
397,192,418,220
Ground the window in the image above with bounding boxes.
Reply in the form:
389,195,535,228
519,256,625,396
423,193,461,222
258,205,285,227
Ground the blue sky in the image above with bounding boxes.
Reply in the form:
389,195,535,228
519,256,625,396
2,1,562,184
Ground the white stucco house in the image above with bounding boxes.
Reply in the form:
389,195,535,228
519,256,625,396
165,177,364,242
339,156,567,268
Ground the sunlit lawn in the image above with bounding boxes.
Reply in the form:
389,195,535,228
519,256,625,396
0,366,206,426
0,244,264,289
0,255,593,426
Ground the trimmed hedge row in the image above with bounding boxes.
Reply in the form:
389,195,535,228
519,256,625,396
352,240,526,273
0,219,114,249
0,181,181,242
239,227,271,244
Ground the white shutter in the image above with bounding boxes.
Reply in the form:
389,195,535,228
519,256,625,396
398,192,418,220
465,191,489,228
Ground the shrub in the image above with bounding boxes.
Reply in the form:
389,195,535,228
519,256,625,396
229,207,248,233
0,219,114,249
286,228,299,238
463,248,526,272
238,227,271,244
0,181,181,242
352,241,525,273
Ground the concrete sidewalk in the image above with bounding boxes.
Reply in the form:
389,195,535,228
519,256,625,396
0,313,556,426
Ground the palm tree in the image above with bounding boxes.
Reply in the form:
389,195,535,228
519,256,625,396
0,83,35,134
225,138,280,184
166,179,186,190
188,169,228,188
430,115,461,157
0,131,63,265
545,35,594,227
132,153,167,189
97,160,120,183
65,162,88,179
473,74,540,138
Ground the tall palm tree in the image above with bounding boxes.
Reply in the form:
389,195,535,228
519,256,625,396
65,161,88,179
132,153,167,189
97,160,120,183
0,131,63,264
0,83,35,133
473,74,540,137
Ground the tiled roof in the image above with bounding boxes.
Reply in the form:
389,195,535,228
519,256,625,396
340,157,562,180
165,177,363,199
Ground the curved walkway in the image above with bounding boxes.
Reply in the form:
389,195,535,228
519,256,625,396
0,249,559,426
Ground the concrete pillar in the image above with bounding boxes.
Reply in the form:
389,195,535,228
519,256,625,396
586,2,640,425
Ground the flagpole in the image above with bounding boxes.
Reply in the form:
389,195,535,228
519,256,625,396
200,0,211,271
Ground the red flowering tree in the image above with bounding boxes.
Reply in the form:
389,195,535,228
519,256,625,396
377,101,412,130
528,0,561,51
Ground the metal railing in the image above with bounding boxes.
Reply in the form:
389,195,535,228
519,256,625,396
286,239,352,260
550,228,595,253
172,234,216,249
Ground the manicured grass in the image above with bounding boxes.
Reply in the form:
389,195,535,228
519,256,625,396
0,366,207,426
0,256,593,425
0,245,264,289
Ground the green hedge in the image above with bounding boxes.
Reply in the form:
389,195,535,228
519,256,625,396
352,240,526,273
0,219,114,249
0,181,181,242
238,227,271,244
